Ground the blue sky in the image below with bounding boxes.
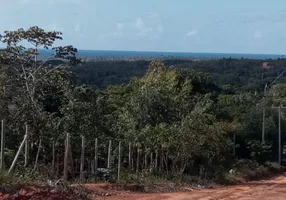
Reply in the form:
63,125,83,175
1,0,286,54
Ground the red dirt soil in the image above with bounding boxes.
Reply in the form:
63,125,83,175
2,175,286,200
0,187,72,200
91,175,286,200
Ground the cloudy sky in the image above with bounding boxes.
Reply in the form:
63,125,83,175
1,0,286,54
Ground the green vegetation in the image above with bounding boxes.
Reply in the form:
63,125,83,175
74,58,286,92
0,26,285,187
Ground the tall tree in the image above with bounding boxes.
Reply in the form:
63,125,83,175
0,26,81,163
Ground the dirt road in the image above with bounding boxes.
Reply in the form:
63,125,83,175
93,175,286,200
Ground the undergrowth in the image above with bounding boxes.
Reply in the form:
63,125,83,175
0,160,285,198
222,160,286,185
0,168,90,200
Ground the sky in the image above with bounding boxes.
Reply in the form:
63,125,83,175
1,0,286,54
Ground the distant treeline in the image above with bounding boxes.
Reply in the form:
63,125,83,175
68,58,286,92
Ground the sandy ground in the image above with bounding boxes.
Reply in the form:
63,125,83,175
92,175,286,200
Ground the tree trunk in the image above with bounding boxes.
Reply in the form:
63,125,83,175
136,145,140,173
63,133,69,181
155,151,158,171
8,134,28,174
128,142,132,169
144,153,148,170
52,141,55,175
94,138,98,176
131,154,134,170
80,136,85,181
117,141,121,182
68,139,74,179
24,125,29,167
150,152,153,172
163,151,169,174
33,139,42,171
0,120,5,170
56,153,59,177
160,150,164,172
87,160,90,177
91,160,94,174
233,132,236,158
107,140,112,169
75,159,78,176
43,146,46,165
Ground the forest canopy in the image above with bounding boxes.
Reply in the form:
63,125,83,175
0,26,285,181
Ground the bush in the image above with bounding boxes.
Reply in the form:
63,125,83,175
223,160,286,185
247,140,272,164
233,159,259,169
0,171,27,194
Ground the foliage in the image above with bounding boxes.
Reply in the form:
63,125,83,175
108,61,234,177
269,83,286,106
72,58,286,92
0,26,81,167
247,141,272,164
0,26,284,185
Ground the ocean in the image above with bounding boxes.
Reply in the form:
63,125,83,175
39,49,285,59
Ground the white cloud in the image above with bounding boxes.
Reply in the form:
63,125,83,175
135,17,152,36
74,23,80,32
99,15,161,40
117,22,124,30
150,35,159,40
254,30,263,39
136,29,152,36
157,25,163,34
148,25,164,40
148,13,159,19
186,30,197,37
98,22,126,41
98,23,125,41
136,17,144,30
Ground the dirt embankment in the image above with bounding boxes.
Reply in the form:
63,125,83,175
91,174,286,200
0,187,72,200
2,174,286,200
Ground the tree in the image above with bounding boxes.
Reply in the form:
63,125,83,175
269,83,286,106
0,26,81,166
111,61,233,176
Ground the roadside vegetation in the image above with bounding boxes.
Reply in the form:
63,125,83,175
0,26,286,199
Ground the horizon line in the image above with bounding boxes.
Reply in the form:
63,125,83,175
38,48,286,56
